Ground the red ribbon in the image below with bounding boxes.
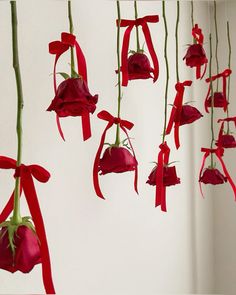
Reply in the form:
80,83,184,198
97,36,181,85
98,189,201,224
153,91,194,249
205,69,232,113
117,15,159,86
165,80,192,149
0,156,55,294
199,148,236,199
192,24,207,79
155,142,170,212
49,32,91,141
93,110,138,199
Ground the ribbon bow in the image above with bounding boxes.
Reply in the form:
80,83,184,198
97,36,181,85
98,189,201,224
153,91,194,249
49,32,91,141
155,142,170,212
199,148,236,199
205,69,232,113
93,110,138,199
117,15,159,86
0,156,55,294
165,80,192,149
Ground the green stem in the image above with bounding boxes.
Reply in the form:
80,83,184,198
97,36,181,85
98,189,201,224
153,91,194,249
11,1,23,225
209,34,215,168
134,1,141,52
115,1,122,146
214,0,219,91
191,1,196,44
68,1,75,77
162,1,169,144
226,21,231,133
175,1,180,83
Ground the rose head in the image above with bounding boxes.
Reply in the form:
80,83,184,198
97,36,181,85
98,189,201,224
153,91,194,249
0,225,41,273
180,105,203,126
99,146,138,175
47,78,98,117
199,168,227,185
146,166,180,187
184,44,207,68
216,134,236,149
127,52,154,81
205,92,229,109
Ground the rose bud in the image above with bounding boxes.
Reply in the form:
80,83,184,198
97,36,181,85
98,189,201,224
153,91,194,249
146,166,180,187
99,146,137,175
0,225,41,273
127,52,154,81
47,78,98,117
205,92,229,109
183,44,208,69
216,134,236,149
180,105,203,126
199,168,227,185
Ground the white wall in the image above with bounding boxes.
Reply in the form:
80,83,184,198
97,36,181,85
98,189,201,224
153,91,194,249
0,1,215,294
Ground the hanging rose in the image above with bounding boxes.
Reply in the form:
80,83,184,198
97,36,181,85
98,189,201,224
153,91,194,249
216,117,236,148
165,80,203,149
146,142,180,211
117,15,159,86
183,24,208,79
47,32,98,141
199,147,236,198
93,111,138,199
204,69,231,113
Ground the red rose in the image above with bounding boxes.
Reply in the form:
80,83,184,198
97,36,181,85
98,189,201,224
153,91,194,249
216,134,236,148
205,92,229,109
47,78,98,117
146,166,180,187
180,105,203,125
127,52,154,81
183,44,208,68
199,168,227,185
0,225,41,273
99,146,138,175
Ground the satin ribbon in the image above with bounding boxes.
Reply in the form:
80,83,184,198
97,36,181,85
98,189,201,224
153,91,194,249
199,148,236,199
205,68,232,113
0,156,55,294
117,15,159,86
165,80,192,149
155,142,170,212
192,24,207,79
93,110,138,199
49,32,91,141
217,116,236,144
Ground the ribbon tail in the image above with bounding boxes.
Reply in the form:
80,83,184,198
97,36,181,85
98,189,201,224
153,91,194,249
199,152,208,198
22,174,55,294
196,65,201,80
205,86,211,113
75,41,87,84
81,112,91,141
161,187,167,212
200,62,207,80
222,77,228,112
174,122,180,150
155,150,164,208
56,115,65,141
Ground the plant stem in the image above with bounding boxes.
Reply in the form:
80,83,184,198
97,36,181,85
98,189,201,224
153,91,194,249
134,1,141,52
115,1,122,146
209,34,215,168
11,1,23,225
175,1,180,83
214,0,219,91
162,1,169,144
68,0,75,77
191,1,196,44
226,21,231,133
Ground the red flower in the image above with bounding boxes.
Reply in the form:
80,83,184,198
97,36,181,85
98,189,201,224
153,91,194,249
205,92,229,109
147,166,180,187
180,105,203,125
127,52,154,81
47,78,98,117
199,168,227,185
216,134,236,148
99,146,137,175
184,44,208,69
0,225,41,273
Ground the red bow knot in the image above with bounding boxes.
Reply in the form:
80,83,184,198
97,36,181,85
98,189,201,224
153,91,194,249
0,156,55,294
166,80,192,149
117,15,159,86
192,24,204,45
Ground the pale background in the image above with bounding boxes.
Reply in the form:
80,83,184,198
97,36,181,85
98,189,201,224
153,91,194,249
0,0,235,294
